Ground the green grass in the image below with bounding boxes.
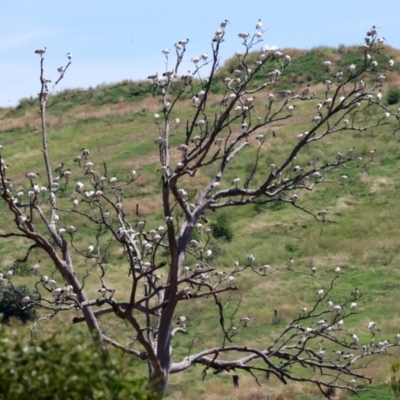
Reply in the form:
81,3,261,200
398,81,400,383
348,385,394,400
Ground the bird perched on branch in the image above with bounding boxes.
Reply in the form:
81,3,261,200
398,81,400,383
31,261,41,274
35,47,46,55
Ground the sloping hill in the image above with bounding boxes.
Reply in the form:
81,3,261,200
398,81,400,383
1,44,400,400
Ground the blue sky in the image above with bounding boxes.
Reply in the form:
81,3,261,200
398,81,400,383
1,0,399,107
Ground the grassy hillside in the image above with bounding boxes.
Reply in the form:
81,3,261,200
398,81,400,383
1,44,400,400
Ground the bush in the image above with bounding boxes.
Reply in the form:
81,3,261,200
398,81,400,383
0,285,37,324
211,213,234,242
0,329,159,400
386,87,400,105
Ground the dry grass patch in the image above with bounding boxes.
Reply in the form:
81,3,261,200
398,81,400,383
358,172,371,185
136,197,164,216
309,252,352,271
336,195,357,211
370,176,394,193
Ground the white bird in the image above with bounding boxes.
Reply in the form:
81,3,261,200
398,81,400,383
302,84,310,97
259,264,269,275
335,70,343,82
287,105,296,115
367,321,379,333
313,115,322,124
318,209,328,219
377,36,385,45
238,32,250,39
35,47,46,55
191,95,199,106
325,79,332,90
348,378,357,387
255,19,262,30
177,315,188,327
67,225,76,234
31,261,42,274
220,19,229,29
316,288,324,298
287,258,294,268
6,268,15,280
66,53,72,60
162,48,170,56
350,333,359,345
317,319,327,328
308,158,319,168
293,165,303,173
147,72,158,81
376,74,386,83
367,25,378,36
57,66,64,74
324,98,333,108
231,177,241,187
87,243,94,255
369,149,376,160
350,302,357,312
321,60,331,70
21,296,31,304
347,146,355,158
47,279,56,288
42,76,51,83
52,288,63,299
333,305,342,314
179,38,189,46
26,172,40,180
247,254,255,263
347,63,356,74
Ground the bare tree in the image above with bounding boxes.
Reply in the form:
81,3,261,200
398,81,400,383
0,22,399,398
